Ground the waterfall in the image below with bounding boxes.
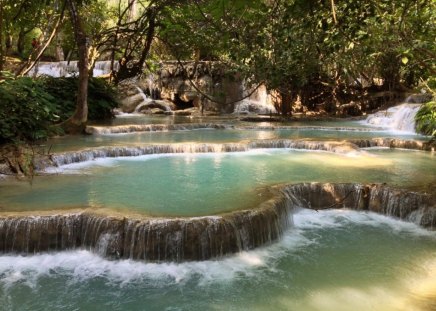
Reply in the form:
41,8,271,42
45,140,363,168
93,61,118,77
87,123,382,135
234,85,277,114
364,103,422,133
133,87,175,113
133,87,156,112
0,183,433,262
350,138,429,150
36,138,432,172
86,123,234,134
0,196,291,262
282,183,435,228
27,60,118,77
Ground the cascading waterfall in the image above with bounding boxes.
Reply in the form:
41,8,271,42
282,183,436,228
234,84,277,114
350,137,429,150
27,60,118,77
364,103,422,132
41,140,364,169
35,137,435,171
132,87,165,113
85,123,382,135
0,196,291,262
0,183,433,262
85,123,234,134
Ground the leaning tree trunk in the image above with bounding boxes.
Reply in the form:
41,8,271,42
16,3,65,77
62,0,89,133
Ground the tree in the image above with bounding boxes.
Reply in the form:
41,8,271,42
0,0,4,73
160,0,436,114
61,0,89,133
15,1,66,77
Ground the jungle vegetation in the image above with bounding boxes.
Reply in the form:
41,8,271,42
0,0,434,139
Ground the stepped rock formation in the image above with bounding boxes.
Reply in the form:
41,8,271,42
85,123,233,135
0,183,434,262
33,137,436,171
351,138,435,151
39,140,362,169
282,183,436,227
0,196,290,262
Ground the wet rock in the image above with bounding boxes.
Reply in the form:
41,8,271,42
0,183,433,262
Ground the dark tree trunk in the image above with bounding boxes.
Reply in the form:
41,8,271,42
5,32,12,52
17,28,26,57
62,0,89,133
280,89,293,116
0,2,4,72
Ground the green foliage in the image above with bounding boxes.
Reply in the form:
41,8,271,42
0,77,58,144
39,76,118,121
415,101,436,137
0,76,118,144
87,78,119,120
161,0,435,113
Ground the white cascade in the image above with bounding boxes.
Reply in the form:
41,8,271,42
28,60,119,77
364,103,421,133
234,84,277,114
133,87,155,112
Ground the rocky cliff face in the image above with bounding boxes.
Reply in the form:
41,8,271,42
116,61,277,114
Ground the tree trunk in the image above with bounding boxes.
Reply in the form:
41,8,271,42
55,38,65,61
5,32,12,53
127,0,136,22
0,1,4,73
280,89,293,116
62,0,89,133
17,28,26,57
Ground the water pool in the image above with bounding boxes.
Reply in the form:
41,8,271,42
1,110,435,310
1,149,434,215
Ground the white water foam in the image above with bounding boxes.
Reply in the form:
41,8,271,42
293,209,436,238
27,61,117,78
0,209,433,290
364,103,421,133
234,99,277,115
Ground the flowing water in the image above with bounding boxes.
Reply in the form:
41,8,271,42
46,126,424,152
1,105,435,310
363,103,422,133
0,210,435,310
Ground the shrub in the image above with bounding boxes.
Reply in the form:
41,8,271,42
415,101,436,137
0,76,118,144
0,77,59,144
39,76,118,121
